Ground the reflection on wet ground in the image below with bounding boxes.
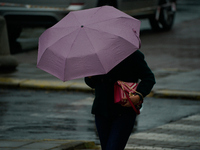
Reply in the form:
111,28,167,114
0,89,99,143
1,88,200,144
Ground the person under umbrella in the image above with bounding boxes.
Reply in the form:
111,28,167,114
37,6,155,150
85,50,155,150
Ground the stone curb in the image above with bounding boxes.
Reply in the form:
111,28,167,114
0,77,92,92
152,89,200,100
0,139,98,150
1,77,200,100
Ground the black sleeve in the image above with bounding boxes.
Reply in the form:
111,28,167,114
84,77,96,89
133,51,156,97
84,75,103,89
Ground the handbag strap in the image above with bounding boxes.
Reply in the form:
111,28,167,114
120,81,144,101
120,81,137,91
124,92,140,114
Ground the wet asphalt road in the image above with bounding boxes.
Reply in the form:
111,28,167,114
0,89,98,142
1,89,200,143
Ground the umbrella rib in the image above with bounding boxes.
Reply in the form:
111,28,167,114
85,26,140,50
87,16,134,28
38,27,79,70
83,28,108,73
85,17,140,44
70,12,83,27
87,6,133,27
82,26,140,74
63,28,83,81
42,27,79,53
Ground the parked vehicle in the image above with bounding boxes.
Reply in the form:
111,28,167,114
0,0,176,53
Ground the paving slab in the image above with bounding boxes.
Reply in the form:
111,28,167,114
0,140,97,150
126,114,200,150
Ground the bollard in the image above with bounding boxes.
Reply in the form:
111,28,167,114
0,16,18,71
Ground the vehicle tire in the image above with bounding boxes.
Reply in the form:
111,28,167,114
7,25,22,54
149,1,176,31
149,15,161,31
97,0,118,8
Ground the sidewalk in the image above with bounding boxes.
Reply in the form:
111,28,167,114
0,139,99,150
0,62,200,100
126,114,200,150
0,114,200,150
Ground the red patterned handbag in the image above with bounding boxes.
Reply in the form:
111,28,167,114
114,81,143,114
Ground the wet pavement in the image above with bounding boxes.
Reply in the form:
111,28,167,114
0,89,97,141
0,139,98,150
1,89,200,141
0,114,200,150
127,114,200,150
1,0,200,149
1,63,200,99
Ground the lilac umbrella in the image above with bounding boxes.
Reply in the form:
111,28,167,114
37,6,141,81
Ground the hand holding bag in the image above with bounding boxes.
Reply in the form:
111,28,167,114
114,81,143,114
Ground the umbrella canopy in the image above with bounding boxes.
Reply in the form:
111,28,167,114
37,6,141,81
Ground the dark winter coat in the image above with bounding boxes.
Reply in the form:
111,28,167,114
84,50,156,117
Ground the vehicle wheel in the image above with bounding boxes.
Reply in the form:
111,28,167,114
97,0,118,8
149,1,176,31
7,25,22,54
149,15,161,31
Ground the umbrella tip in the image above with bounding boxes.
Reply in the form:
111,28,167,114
81,25,84,28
